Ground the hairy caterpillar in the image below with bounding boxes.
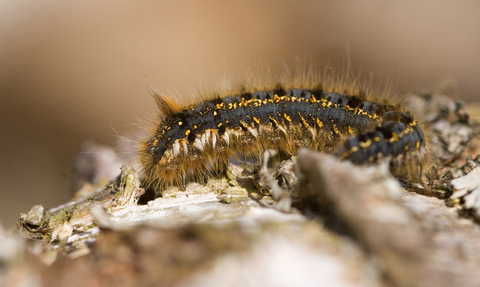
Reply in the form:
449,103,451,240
137,77,431,191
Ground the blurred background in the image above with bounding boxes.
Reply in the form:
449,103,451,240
1,0,479,229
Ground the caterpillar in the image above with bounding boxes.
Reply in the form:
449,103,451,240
137,79,431,191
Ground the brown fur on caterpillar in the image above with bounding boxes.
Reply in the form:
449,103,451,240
136,77,432,192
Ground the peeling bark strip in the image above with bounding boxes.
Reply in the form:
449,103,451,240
139,87,430,190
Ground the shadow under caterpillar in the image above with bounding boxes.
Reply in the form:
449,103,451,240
137,81,432,191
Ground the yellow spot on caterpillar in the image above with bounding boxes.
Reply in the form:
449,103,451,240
283,113,291,122
347,126,355,135
416,141,420,149
152,139,159,146
409,120,418,127
213,111,218,116
316,118,324,128
299,113,309,128
194,125,198,129
404,144,410,151
178,121,183,126
359,139,371,148
185,130,191,136
310,95,317,103
253,117,261,124
218,122,222,128
333,124,341,136
389,132,399,143
269,115,278,126
340,146,359,159
373,137,381,142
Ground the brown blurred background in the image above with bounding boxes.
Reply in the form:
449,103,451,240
1,0,479,229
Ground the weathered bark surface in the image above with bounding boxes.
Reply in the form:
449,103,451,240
296,150,480,287
3,91,480,287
